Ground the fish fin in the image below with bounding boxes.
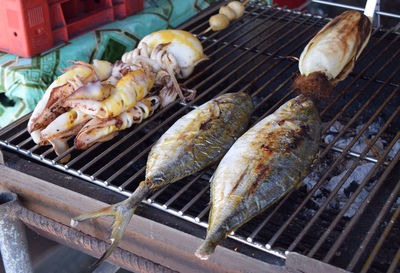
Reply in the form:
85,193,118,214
195,241,213,260
89,204,136,271
71,181,149,268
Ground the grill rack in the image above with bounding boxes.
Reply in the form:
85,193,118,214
1,3,400,272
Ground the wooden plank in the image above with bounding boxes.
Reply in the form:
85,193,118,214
0,164,287,273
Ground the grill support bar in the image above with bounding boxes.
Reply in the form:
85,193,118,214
387,246,400,273
13,203,178,273
347,150,400,270
311,0,400,20
0,191,33,273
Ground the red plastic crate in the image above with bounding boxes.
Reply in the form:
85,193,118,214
0,0,143,57
273,0,306,9
113,0,143,19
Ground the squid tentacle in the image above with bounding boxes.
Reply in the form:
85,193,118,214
74,96,160,149
122,42,192,105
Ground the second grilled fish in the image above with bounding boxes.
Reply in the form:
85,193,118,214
71,92,254,267
195,95,321,259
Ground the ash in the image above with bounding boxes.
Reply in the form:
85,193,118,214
323,119,400,160
390,197,400,214
302,117,400,218
303,161,376,218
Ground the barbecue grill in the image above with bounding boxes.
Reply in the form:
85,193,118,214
1,1,400,272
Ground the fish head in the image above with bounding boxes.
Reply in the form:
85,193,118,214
214,92,254,116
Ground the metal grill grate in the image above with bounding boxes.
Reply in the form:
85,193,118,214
1,3,400,272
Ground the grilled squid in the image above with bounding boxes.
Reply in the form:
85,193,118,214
28,60,113,143
294,10,372,98
39,109,91,162
38,79,118,157
40,109,90,144
31,61,131,158
122,30,207,106
68,68,155,119
123,30,206,78
74,96,160,150
28,29,207,157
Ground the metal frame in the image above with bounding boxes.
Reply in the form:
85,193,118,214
1,2,400,272
0,192,33,273
309,0,400,22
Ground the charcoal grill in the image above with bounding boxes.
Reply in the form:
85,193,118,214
1,1,400,272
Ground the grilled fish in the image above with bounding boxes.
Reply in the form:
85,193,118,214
195,95,321,259
71,92,254,267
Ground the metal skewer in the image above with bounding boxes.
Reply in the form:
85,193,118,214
364,0,378,23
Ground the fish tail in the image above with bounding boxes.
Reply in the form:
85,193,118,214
71,181,149,268
195,238,217,260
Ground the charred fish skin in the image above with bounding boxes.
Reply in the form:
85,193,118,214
146,92,254,189
71,92,254,268
196,95,321,259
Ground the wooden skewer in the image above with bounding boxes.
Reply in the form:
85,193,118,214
201,0,248,36
200,26,212,36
